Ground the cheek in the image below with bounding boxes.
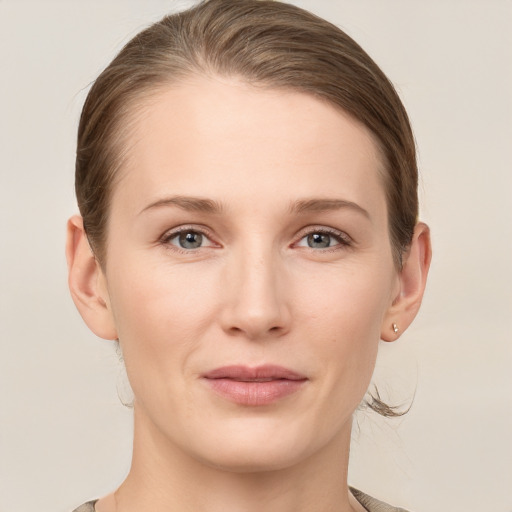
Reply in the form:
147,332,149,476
105,258,220,390
296,262,393,389
109,250,217,326
298,260,392,338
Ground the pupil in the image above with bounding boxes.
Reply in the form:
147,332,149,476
179,231,202,249
308,233,330,248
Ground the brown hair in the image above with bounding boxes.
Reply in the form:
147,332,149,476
75,0,418,416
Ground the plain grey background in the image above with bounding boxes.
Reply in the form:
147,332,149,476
1,1,511,511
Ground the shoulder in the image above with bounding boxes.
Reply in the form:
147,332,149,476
71,500,97,512
350,487,410,512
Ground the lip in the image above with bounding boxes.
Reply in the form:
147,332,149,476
202,365,308,406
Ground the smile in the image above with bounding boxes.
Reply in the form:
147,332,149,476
202,365,308,406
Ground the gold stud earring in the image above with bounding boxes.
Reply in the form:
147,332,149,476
392,323,399,334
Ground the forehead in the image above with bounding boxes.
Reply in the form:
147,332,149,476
114,77,387,217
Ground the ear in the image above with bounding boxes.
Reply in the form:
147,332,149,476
381,222,432,342
66,215,118,340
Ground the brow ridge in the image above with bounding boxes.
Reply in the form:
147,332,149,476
290,198,369,218
140,195,368,218
140,195,223,215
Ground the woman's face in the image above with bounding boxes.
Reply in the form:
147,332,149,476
100,77,400,471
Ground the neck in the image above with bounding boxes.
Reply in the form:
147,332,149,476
112,406,358,512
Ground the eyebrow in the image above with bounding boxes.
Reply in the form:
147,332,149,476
289,198,370,219
139,195,369,219
139,196,223,215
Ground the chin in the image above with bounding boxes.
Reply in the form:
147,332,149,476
198,445,307,474
185,417,327,474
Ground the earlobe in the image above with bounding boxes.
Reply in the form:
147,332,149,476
381,222,432,342
66,215,118,340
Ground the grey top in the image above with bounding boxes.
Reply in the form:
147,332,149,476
351,488,410,512
72,488,410,511
72,503,96,512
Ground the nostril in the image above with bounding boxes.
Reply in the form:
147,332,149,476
226,324,284,338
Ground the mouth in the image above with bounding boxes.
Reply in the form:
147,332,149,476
202,365,308,406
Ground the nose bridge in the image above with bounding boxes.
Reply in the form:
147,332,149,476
222,236,290,339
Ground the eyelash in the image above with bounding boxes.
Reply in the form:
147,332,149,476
159,225,353,253
159,225,217,254
293,226,353,252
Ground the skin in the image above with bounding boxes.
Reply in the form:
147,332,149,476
67,77,431,512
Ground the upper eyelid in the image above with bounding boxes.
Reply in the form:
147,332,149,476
295,225,352,241
161,224,214,240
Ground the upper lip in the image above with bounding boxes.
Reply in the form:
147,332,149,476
203,365,307,382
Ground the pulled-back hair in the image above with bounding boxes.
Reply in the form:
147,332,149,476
76,0,418,416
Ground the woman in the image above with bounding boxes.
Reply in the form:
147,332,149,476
66,0,431,511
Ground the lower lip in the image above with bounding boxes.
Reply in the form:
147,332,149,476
204,378,306,406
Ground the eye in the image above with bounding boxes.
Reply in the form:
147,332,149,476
295,228,351,250
305,232,336,249
175,231,204,249
162,228,216,250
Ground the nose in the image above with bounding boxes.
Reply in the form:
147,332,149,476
219,245,291,340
